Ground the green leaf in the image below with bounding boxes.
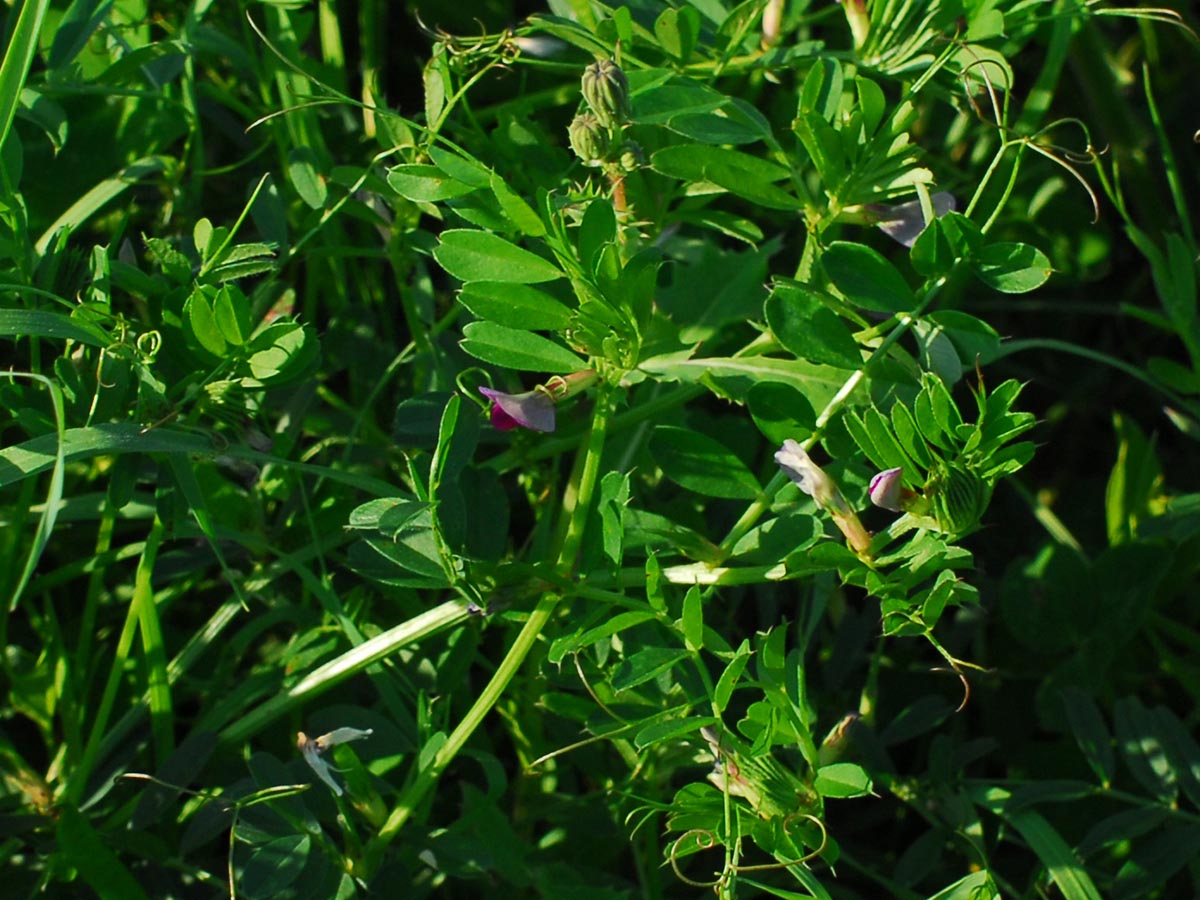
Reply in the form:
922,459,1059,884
799,56,843,121
792,111,846,188
612,647,690,692
548,610,658,664
646,554,666,613
681,585,703,651
747,382,816,444
598,469,630,566
923,871,995,900
814,762,872,798
654,5,700,62
972,787,1104,900
0,0,51,158
434,229,564,284
428,146,492,187
459,321,584,373
665,110,765,145
213,285,250,347
630,71,726,124
649,426,762,500
287,147,326,209
928,310,1002,366
713,640,751,712
244,322,318,383
1114,696,1177,803
972,242,1052,293
387,164,477,202
193,217,213,261
1078,807,1169,859
822,241,915,312
430,394,479,552
457,282,572,331
56,805,153,900
185,287,226,356
0,308,108,346
635,715,714,750
651,145,803,211
765,282,863,368
911,216,958,277
1111,825,1200,900
658,240,774,343
239,834,310,899
640,354,850,409
578,197,617,274
490,171,545,236
1062,688,1116,787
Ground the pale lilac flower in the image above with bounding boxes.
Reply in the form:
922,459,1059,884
479,387,556,432
298,727,373,796
868,467,905,512
871,191,956,247
775,440,872,556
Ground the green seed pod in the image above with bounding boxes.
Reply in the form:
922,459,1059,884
581,59,632,128
567,113,609,166
926,461,992,536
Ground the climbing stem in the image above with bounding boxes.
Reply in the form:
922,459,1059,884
366,381,619,866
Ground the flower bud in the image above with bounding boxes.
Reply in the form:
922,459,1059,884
581,59,632,129
568,113,610,166
838,0,870,50
617,140,644,173
868,467,905,512
543,369,599,402
928,461,991,537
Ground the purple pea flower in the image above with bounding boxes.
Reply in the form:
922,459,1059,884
479,370,599,434
479,386,557,433
870,191,956,248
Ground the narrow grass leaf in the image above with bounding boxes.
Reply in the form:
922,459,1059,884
0,0,52,155
0,308,108,345
56,805,153,900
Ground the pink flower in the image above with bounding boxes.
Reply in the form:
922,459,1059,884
479,370,599,433
479,387,557,432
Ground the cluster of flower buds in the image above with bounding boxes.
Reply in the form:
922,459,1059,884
479,369,599,433
568,58,641,172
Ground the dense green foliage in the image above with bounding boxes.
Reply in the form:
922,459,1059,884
3,1,1200,898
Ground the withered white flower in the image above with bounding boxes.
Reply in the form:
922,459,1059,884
871,191,956,247
297,727,373,796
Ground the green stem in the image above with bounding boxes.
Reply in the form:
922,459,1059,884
365,381,618,866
